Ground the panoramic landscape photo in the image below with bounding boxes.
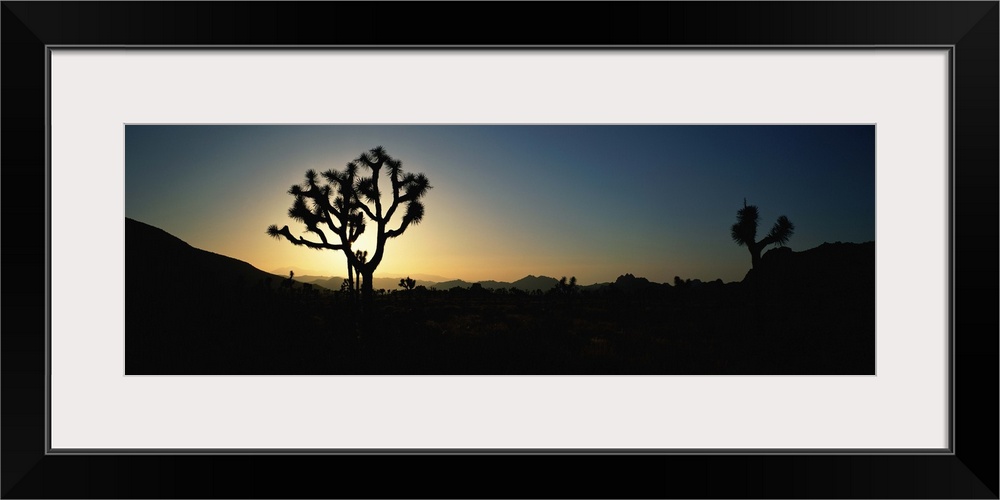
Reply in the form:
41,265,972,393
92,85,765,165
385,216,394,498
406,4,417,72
125,124,875,375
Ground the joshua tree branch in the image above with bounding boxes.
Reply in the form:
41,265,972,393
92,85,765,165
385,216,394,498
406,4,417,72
387,175,401,219
307,226,329,245
348,213,365,243
385,223,409,239
322,209,343,237
371,162,383,221
384,196,401,222
267,225,345,251
354,199,379,224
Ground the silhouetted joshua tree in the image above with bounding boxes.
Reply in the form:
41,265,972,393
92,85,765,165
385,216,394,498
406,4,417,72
731,199,795,269
398,276,416,291
267,146,431,307
552,276,578,295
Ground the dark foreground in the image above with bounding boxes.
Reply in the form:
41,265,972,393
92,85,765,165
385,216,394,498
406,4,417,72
125,217,875,374
126,281,874,375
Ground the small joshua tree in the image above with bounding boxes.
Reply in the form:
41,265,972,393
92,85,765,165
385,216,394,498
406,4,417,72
267,146,431,306
553,276,578,294
398,276,416,291
731,199,795,269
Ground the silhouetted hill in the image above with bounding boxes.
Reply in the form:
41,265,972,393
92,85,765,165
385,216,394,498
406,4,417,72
744,241,876,297
609,273,658,293
475,280,509,290
433,279,475,290
511,275,560,292
127,217,290,291
127,217,341,374
580,282,613,292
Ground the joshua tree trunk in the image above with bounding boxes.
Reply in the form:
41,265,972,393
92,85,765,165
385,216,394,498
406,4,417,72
347,261,355,299
749,241,763,269
354,268,367,300
731,200,794,270
361,268,375,309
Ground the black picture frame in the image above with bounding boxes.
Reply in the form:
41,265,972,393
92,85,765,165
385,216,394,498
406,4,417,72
2,2,996,498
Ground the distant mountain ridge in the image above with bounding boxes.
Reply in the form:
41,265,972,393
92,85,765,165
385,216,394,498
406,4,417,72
266,271,568,292
430,275,562,292
130,218,872,296
299,275,567,293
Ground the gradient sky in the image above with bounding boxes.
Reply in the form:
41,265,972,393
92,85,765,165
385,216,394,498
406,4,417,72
125,125,875,285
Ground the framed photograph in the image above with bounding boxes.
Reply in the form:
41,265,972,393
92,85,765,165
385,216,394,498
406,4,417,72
3,2,996,498
121,123,877,377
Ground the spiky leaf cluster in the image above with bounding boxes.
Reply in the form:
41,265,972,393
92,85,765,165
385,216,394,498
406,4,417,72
268,146,431,276
731,204,760,247
730,199,795,254
766,215,795,246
